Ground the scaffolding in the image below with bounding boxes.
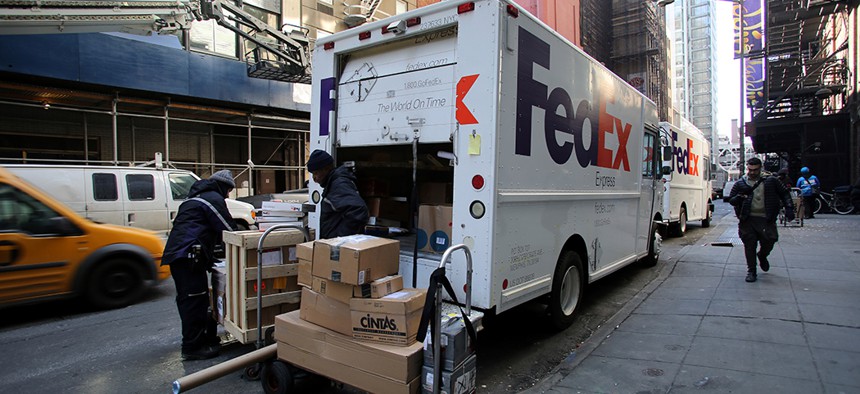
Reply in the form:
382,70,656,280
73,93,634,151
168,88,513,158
579,0,612,67
609,0,670,121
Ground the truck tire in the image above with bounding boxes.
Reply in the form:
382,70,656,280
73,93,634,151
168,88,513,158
701,206,711,227
548,251,584,331
671,207,687,237
640,224,662,268
86,258,146,309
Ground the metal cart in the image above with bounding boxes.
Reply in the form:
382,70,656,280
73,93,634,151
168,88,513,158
779,187,804,227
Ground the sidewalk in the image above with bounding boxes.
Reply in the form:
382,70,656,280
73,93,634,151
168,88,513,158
527,209,860,393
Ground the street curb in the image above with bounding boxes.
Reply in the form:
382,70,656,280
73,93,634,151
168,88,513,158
521,244,689,393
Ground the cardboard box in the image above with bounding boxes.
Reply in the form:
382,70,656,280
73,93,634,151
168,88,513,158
297,259,312,288
312,235,400,285
350,288,427,346
275,310,424,383
299,287,353,336
313,276,357,304
296,241,314,288
355,275,404,299
417,205,453,253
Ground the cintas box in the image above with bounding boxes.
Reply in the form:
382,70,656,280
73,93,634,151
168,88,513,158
350,288,427,346
313,235,399,285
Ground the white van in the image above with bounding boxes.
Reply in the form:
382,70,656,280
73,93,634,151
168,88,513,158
4,165,256,238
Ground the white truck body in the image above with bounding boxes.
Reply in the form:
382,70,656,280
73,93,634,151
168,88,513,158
659,121,713,235
307,0,664,322
4,165,256,238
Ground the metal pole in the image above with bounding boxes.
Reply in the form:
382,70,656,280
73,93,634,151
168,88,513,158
738,0,746,169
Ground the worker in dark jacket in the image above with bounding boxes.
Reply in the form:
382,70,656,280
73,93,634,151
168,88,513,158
307,150,369,238
726,158,794,283
163,170,238,360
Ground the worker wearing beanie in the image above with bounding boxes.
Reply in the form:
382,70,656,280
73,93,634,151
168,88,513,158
307,150,369,238
163,169,238,360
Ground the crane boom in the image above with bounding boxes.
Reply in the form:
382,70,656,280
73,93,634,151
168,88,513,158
0,0,311,83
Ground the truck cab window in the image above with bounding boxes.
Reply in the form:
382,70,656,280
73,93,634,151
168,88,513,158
642,133,656,178
93,173,118,201
126,174,155,201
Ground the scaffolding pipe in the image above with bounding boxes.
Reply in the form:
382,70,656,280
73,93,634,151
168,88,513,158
171,344,277,394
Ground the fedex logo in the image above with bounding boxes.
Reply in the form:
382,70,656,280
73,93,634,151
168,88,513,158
515,28,631,172
669,131,699,176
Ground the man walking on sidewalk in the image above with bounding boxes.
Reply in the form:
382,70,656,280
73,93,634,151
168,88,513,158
726,158,795,282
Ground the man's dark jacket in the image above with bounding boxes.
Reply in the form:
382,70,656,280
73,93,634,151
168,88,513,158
725,175,793,222
162,179,237,266
320,166,369,238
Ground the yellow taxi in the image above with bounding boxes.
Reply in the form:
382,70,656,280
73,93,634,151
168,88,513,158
0,167,169,309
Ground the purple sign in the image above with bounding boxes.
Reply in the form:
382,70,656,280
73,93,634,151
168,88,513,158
746,57,765,109
734,0,764,59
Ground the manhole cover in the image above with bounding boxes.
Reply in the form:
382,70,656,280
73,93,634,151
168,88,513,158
643,368,664,377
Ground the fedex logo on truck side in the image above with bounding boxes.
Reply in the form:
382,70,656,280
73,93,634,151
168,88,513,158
669,131,700,176
515,27,632,172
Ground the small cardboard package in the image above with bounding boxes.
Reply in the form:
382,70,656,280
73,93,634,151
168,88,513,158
417,205,453,253
312,276,357,304
350,288,427,346
312,235,399,285
354,274,404,299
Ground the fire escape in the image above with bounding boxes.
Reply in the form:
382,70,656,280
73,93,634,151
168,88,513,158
751,0,854,185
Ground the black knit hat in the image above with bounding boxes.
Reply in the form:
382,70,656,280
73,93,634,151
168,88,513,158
306,150,334,172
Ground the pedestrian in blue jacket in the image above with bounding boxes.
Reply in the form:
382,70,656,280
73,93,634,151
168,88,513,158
163,170,238,360
796,166,820,218
726,158,794,283
307,150,369,239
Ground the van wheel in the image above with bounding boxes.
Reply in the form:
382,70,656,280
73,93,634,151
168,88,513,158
640,224,662,268
86,258,146,309
548,251,584,331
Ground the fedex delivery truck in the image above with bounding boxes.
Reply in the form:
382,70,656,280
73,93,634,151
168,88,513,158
658,121,713,236
307,0,665,329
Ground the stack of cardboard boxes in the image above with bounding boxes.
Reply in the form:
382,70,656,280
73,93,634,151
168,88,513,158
276,234,427,393
257,201,304,231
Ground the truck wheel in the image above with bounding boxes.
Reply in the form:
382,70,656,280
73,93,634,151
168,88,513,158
640,224,662,268
548,251,584,331
701,206,711,228
262,361,293,394
86,258,146,309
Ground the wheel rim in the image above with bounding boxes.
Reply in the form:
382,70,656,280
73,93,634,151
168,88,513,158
559,265,581,315
103,268,135,296
680,211,687,233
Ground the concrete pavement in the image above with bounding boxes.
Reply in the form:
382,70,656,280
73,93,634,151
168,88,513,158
526,206,860,393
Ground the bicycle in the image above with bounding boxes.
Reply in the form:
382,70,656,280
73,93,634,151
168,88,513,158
812,187,855,215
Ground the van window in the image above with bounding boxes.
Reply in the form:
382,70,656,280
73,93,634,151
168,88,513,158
93,173,118,201
642,132,657,178
169,173,197,200
126,174,155,201
0,183,64,235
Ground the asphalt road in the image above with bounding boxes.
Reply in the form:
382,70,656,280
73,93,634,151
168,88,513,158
0,203,729,394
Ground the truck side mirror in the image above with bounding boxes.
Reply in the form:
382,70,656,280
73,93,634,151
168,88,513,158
661,166,672,175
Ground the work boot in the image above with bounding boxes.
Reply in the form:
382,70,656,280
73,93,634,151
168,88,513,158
757,252,770,272
745,272,757,283
181,345,220,361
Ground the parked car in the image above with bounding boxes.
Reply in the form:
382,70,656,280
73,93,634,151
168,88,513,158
0,167,169,309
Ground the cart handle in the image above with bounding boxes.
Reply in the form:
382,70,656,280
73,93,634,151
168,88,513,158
433,243,472,394
255,223,310,350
